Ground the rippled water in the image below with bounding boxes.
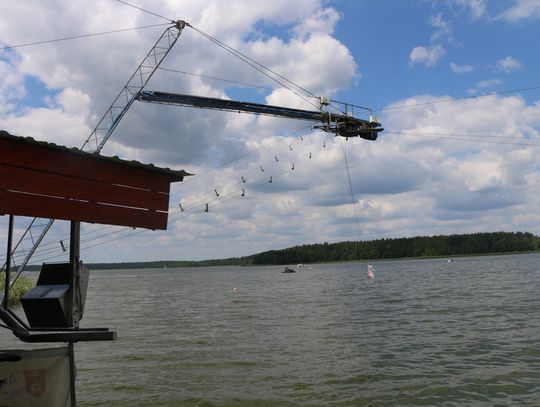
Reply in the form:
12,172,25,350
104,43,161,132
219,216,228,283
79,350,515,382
2,254,540,406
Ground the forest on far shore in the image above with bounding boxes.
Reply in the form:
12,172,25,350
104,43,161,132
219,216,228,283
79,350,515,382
84,231,540,269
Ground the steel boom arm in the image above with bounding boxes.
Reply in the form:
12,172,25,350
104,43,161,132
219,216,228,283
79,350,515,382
137,91,383,141
1,21,187,290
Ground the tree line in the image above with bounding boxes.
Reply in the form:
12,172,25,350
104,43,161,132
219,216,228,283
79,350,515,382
250,231,540,265
85,231,540,269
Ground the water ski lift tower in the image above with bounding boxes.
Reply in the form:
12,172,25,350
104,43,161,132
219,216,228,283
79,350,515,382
4,18,383,294
1,17,382,405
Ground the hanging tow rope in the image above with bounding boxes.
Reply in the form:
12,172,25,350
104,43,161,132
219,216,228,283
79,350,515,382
340,139,362,241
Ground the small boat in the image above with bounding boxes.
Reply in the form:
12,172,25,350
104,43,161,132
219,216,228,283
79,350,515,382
282,266,296,273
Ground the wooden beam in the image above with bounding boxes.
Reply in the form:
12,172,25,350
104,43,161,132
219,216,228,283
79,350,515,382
0,164,170,211
0,190,168,230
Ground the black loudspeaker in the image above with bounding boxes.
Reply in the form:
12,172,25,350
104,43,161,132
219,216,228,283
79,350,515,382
21,262,89,328
21,283,70,327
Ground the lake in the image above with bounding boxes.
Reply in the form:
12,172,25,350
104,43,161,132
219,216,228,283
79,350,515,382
2,253,540,406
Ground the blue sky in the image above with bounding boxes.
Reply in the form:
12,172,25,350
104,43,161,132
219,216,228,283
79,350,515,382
1,0,540,263
335,1,540,109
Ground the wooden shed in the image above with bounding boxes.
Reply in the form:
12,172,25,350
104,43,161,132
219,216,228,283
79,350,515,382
0,130,190,230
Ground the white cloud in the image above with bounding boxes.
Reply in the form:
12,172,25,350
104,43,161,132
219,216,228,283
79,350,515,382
467,78,502,95
409,45,445,67
2,104,90,147
182,0,322,35
454,0,487,19
56,87,91,115
450,62,474,73
292,7,340,40
380,94,540,233
248,33,358,97
0,54,26,114
498,0,540,21
495,56,522,73
477,79,503,89
430,13,455,43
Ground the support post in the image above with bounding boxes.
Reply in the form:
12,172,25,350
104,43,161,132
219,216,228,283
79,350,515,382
69,221,80,327
68,220,80,407
3,215,14,309
69,342,76,407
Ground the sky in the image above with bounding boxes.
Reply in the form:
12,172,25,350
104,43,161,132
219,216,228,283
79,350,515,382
1,0,540,264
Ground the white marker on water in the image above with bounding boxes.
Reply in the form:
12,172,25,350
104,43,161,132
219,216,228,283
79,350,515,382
367,264,375,279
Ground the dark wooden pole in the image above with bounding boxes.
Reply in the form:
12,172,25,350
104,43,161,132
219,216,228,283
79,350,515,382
3,215,14,309
69,220,80,407
69,221,80,327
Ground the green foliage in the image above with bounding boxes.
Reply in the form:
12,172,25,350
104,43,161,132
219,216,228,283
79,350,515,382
0,274,34,306
89,256,254,270
251,231,540,265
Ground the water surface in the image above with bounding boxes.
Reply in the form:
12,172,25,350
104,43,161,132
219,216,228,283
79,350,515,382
2,254,539,406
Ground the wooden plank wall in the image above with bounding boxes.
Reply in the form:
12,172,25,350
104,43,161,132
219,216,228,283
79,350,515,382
0,135,175,230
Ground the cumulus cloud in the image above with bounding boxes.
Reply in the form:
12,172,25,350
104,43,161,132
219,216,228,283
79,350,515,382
409,45,445,67
498,0,540,21
248,32,358,97
382,94,540,227
495,56,522,73
0,53,27,115
292,7,340,39
412,12,456,71
2,103,90,147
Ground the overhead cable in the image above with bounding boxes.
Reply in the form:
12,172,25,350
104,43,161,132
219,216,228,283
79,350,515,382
114,0,174,22
158,67,275,91
387,131,540,147
387,130,540,141
175,123,312,188
374,85,540,113
187,24,324,112
0,23,170,51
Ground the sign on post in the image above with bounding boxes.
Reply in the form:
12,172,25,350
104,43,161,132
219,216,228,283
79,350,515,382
0,347,71,407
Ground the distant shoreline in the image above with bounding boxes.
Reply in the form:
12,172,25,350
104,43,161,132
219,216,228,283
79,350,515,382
85,250,538,271
23,231,540,271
